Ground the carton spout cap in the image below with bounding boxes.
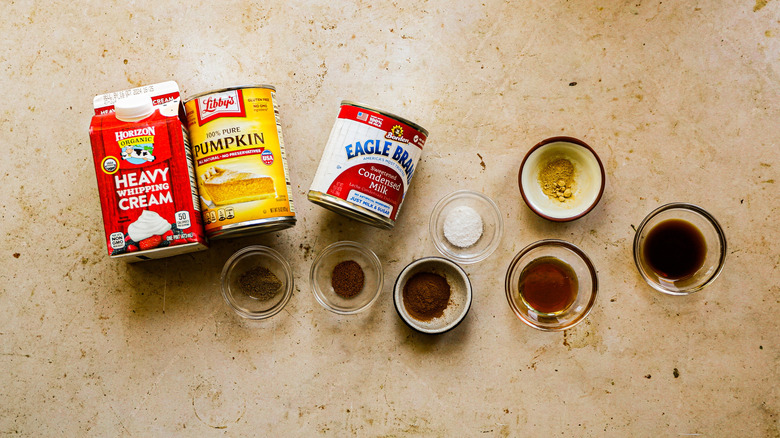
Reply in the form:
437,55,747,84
115,95,154,122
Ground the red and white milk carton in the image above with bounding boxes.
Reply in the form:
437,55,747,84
89,81,208,262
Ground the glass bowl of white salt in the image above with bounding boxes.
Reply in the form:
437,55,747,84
429,190,503,264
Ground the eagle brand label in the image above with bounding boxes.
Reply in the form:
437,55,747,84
309,103,427,224
184,87,295,238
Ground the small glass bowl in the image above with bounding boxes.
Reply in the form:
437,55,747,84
633,203,727,295
393,257,472,334
505,239,598,331
429,190,503,264
310,241,383,314
518,137,605,222
221,245,293,320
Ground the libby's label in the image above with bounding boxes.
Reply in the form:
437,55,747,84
89,82,208,261
185,87,295,236
193,89,246,125
309,104,427,221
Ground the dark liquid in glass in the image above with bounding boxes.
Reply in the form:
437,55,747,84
642,219,706,280
519,257,578,314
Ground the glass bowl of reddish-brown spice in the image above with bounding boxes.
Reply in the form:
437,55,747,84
221,245,294,320
309,241,383,314
393,257,473,334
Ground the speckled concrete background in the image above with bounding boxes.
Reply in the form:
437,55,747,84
1,1,778,436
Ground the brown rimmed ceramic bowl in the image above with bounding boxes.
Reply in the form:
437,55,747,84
518,136,605,222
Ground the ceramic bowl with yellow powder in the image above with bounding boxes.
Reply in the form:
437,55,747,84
518,137,605,221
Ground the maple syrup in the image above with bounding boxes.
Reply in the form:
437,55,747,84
642,219,706,280
519,257,578,314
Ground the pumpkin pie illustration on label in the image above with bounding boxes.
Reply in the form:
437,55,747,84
200,165,276,206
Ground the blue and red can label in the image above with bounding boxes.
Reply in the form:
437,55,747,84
309,102,427,224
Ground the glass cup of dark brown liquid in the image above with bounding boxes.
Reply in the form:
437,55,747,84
633,203,727,295
505,240,598,331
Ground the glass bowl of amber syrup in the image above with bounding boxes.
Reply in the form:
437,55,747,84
505,240,598,331
633,203,727,295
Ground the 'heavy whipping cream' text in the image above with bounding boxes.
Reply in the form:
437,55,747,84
114,168,172,210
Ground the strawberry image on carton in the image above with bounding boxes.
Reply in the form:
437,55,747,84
89,81,208,262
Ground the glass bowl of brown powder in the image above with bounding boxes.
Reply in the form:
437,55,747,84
309,241,383,315
221,245,293,320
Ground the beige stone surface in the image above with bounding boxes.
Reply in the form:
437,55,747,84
1,1,778,436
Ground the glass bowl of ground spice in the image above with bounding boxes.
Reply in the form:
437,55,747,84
309,241,383,314
221,245,294,320
393,257,473,334
505,239,598,331
429,190,504,264
518,137,605,221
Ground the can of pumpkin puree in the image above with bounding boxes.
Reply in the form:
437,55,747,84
308,101,428,229
184,85,296,239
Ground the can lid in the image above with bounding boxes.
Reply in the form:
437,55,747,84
184,85,277,104
340,100,429,137
115,95,154,122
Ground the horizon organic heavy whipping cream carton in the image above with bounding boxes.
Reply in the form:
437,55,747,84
89,82,208,262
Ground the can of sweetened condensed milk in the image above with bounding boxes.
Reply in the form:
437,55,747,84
184,85,296,239
308,101,428,229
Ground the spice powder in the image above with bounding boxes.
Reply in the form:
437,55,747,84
539,158,575,202
402,272,451,321
332,260,365,298
238,266,282,301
